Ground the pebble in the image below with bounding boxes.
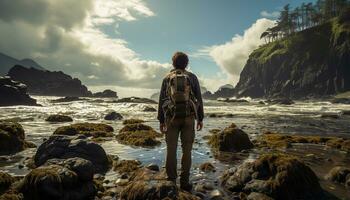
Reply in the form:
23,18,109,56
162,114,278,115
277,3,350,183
146,163,160,171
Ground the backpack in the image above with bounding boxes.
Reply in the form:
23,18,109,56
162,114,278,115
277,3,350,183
163,69,198,121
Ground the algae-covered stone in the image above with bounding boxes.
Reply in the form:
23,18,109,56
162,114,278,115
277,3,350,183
325,166,350,186
53,123,114,138
221,153,323,200
17,158,96,200
208,123,253,152
199,162,216,173
116,123,162,147
0,122,35,155
104,111,123,120
45,114,73,122
122,119,144,125
113,160,141,174
0,172,15,194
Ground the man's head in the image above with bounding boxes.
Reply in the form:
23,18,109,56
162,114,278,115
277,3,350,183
172,52,189,70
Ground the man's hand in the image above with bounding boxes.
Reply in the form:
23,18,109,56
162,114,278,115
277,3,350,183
160,123,167,133
196,121,203,131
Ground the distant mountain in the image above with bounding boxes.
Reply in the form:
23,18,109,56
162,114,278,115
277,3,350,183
8,65,92,97
0,52,45,75
203,84,235,100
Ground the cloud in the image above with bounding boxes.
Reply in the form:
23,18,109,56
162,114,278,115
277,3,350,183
260,10,280,19
196,18,275,86
0,0,170,91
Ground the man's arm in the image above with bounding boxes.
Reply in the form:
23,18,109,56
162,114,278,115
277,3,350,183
157,78,167,124
193,75,204,122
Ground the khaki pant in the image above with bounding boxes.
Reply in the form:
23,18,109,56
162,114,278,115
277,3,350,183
165,116,195,184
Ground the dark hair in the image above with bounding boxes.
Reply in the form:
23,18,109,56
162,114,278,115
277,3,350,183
172,52,189,69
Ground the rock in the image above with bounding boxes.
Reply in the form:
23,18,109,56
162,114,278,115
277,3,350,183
342,110,350,115
199,162,216,173
146,163,160,171
93,89,117,98
113,160,141,174
104,112,123,121
0,172,15,194
17,158,96,199
208,123,253,152
320,113,340,119
325,166,350,185
0,52,45,76
8,65,92,97
120,180,199,200
207,113,235,118
0,76,38,106
234,18,350,99
34,135,111,173
209,189,223,199
202,85,235,100
247,192,273,200
142,105,157,112
268,98,294,105
45,114,73,122
331,98,350,104
217,98,248,103
0,122,35,155
122,119,144,125
116,123,162,147
51,96,82,103
53,123,114,138
221,154,323,199
115,97,157,104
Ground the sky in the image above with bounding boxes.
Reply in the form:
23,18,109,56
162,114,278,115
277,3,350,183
0,0,314,97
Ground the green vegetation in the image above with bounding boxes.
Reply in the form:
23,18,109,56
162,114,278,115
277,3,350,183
53,123,114,138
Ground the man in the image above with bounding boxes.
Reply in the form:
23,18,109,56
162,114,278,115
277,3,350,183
157,52,204,191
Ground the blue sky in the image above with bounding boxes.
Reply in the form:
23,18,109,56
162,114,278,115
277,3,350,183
0,0,316,96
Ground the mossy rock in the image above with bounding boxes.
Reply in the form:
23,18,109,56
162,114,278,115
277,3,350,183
0,172,15,194
258,132,350,152
0,122,34,155
116,123,162,147
221,153,323,199
53,123,114,138
113,160,142,174
208,123,253,152
45,114,73,122
325,166,350,186
122,119,145,125
17,158,96,200
199,162,215,173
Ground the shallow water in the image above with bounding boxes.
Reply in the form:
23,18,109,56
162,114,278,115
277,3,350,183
0,96,350,198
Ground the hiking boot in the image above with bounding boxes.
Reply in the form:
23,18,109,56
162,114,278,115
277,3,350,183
180,182,193,192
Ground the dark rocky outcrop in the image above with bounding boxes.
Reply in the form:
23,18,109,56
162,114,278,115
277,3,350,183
115,97,157,104
0,122,36,155
116,123,162,147
45,114,73,122
325,166,350,188
203,84,235,100
17,157,96,200
235,17,350,99
8,65,92,97
104,111,123,121
34,135,111,173
0,76,38,106
208,123,253,152
53,123,114,138
142,105,157,112
93,89,117,98
221,154,324,199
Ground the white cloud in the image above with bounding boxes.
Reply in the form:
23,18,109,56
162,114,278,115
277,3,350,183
260,11,280,19
196,18,275,86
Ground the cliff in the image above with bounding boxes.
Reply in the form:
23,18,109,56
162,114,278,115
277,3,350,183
235,16,350,99
8,65,92,97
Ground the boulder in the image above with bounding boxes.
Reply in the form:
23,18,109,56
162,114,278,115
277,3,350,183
45,114,73,122
203,85,235,100
0,172,15,194
0,76,38,106
116,123,162,147
325,166,350,186
331,98,350,104
51,96,82,103
34,135,111,173
142,105,157,112
17,157,96,200
221,154,323,199
113,160,142,174
208,123,253,152
8,65,92,97
115,97,157,104
122,119,144,125
104,112,123,121
0,122,35,155
93,89,117,98
53,123,114,138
